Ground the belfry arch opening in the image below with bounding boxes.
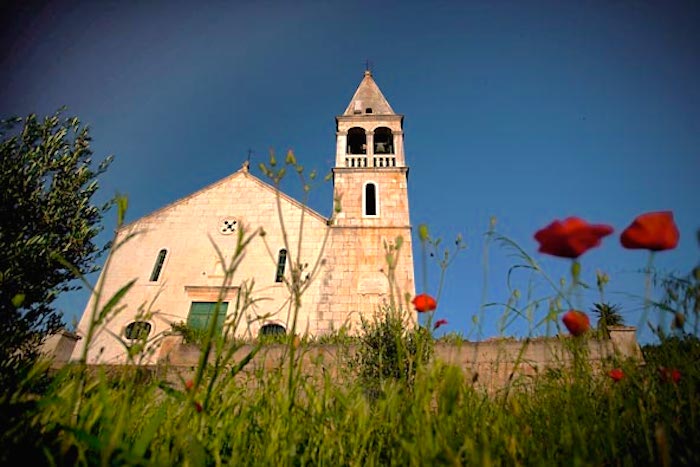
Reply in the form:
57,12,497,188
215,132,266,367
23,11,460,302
347,127,366,155
373,127,393,154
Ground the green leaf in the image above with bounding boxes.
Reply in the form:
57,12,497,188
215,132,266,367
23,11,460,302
11,294,25,308
97,279,136,324
187,435,207,465
230,346,260,377
157,381,187,402
116,194,128,227
132,404,168,458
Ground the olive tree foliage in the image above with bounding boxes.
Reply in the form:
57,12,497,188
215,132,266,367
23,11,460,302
0,110,112,365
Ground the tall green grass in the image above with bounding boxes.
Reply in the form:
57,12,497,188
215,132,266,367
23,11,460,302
3,335,697,465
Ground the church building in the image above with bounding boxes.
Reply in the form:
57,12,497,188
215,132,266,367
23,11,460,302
71,71,416,363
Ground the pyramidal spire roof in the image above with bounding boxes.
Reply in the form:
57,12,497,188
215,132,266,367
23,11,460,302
342,70,395,116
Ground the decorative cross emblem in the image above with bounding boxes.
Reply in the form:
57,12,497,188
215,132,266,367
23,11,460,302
220,218,237,234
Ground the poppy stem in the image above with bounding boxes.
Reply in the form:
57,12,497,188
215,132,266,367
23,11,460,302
571,260,581,286
421,231,428,295
641,251,656,335
571,259,582,309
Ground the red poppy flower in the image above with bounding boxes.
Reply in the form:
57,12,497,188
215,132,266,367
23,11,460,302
659,367,682,384
608,368,624,382
562,310,590,336
412,293,437,313
620,211,679,251
433,319,448,330
671,369,681,383
193,401,203,413
534,217,614,259
185,379,195,391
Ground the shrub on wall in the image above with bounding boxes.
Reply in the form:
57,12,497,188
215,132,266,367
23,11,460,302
352,306,433,398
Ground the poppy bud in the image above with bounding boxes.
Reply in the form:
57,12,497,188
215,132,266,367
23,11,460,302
562,310,590,336
608,368,624,382
412,293,437,313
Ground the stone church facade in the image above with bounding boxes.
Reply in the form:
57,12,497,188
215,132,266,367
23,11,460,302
71,71,416,363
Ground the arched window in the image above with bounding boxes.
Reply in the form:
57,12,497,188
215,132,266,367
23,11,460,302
364,182,378,216
275,249,287,283
125,321,152,340
374,127,393,154
260,323,286,336
347,127,366,155
149,249,167,282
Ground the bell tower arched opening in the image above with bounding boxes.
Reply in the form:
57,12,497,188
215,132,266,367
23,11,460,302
373,127,393,154
347,127,366,155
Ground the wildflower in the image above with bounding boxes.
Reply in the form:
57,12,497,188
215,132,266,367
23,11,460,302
185,379,195,391
433,319,448,330
418,224,429,242
671,369,682,383
562,310,590,336
534,217,614,258
659,367,681,384
412,293,437,313
620,211,679,251
285,149,296,165
608,368,625,382
193,401,203,413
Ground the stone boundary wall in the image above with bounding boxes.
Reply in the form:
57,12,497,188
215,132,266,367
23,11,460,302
154,326,642,391
40,330,81,368
41,327,642,391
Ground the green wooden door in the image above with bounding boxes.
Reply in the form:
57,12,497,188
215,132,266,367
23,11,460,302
187,302,228,334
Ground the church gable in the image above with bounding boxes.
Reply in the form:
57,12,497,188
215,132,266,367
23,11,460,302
109,165,331,298
119,166,327,234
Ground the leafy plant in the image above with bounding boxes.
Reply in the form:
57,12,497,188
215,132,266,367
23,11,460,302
352,306,433,398
170,321,211,346
592,302,625,337
0,111,112,383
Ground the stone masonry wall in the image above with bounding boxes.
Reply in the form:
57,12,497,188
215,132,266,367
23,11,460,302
155,326,643,392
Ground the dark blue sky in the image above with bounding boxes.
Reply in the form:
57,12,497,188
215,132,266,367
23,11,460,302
2,0,698,341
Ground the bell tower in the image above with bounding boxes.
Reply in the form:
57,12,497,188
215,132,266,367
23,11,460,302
315,70,415,333
333,70,409,227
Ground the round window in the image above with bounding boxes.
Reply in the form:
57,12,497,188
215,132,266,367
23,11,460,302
125,321,152,340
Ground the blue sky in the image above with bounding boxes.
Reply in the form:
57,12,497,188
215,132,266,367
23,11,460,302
2,0,698,342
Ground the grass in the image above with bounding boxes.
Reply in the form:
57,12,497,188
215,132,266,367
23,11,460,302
3,333,698,465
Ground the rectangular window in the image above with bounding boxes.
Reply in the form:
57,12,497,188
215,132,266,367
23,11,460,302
150,249,168,282
364,183,377,216
187,302,228,334
275,249,287,283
